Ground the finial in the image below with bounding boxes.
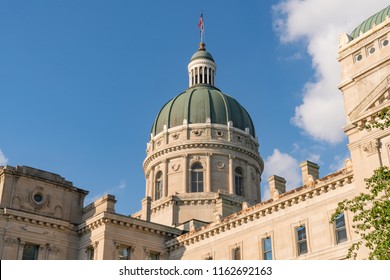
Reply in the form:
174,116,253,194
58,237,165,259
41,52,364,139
199,42,206,51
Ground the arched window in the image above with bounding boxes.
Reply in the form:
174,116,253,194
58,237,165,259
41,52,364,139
191,163,204,192
234,167,244,196
155,171,163,200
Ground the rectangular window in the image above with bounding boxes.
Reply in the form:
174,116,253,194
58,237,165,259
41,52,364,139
335,213,347,244
22,244,39,260
118,246,131,260
86,247,94,260
149,252,160,260
297,226,308,255
232,247,241,260
262,237,273,260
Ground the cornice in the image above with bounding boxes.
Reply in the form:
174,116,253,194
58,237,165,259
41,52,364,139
1,207,74,232
143,141,263,172
77,212,182,238
166,169,354,250
338,20,390,58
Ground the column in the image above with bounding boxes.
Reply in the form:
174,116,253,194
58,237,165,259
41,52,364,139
206,153,212,192
149,168,155,198
229,155,234,194
182,154,188,192
246,163,251,199
163,160,168,197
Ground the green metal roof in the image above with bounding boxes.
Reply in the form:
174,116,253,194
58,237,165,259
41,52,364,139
190,50,215,62
151,85,255,137
350,5,390,39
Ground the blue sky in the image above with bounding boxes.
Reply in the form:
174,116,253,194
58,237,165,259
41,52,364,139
1,0,389,215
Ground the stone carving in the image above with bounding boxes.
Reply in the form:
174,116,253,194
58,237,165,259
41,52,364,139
362,140,379,155
4,237,17,247
271,189,280,201
192,129,203,136
171,133,180,140
305,175,315,188
48,245,60,255
216,131,224,137
28,187,49,210
344,159,353,172
216,162,225,169
171,164,180,172
242,202,250,210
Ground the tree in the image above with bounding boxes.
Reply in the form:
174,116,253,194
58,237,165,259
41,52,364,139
330,167,390,259
331,107,390,259
365,107,390,130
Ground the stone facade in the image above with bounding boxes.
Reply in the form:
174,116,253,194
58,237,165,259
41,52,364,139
0,8,389,260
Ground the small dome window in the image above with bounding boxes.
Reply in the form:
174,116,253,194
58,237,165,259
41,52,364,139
381,38,389,47
367,46,375,55
355,53,363,62
33,193,43,203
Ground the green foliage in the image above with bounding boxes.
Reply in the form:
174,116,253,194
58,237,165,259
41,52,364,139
365,107,390,130
330,167,390,259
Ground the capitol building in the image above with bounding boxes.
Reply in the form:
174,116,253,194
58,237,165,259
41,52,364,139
0,5,389,260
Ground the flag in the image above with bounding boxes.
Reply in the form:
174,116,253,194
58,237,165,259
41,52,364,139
197,13,204,30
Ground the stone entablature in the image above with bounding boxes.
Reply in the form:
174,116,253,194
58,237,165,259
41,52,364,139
77,212,182,238
166,168,354,250
145,123,261,169
2,208,74,232
0,165,87,194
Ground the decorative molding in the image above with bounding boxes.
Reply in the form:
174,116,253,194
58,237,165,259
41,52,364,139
171,164,180,172
192,129,203,136
349,74,390,120
3,237,17,247
171,133,180,140
216,162,225,169
166,170,354,250
362,140,379,155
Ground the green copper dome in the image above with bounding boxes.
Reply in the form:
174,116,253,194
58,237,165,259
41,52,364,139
350,5,390,39
190,50,215,62
151,85,256,137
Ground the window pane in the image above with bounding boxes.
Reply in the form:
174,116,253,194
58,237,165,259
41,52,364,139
118,247,130,260
22,244,39,260
335,213,347,244
263,238,272,252
337,230,347,244
264,251,272,260
297,226,306,241
335,214,345,228
298,242,308,255
233,248,241,260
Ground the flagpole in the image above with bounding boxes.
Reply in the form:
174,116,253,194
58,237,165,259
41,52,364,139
198,12,204,43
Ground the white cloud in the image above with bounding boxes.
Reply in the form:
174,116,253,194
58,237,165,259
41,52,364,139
0,150,8,166
85,179,127,205
273,0,389,143
261,149,301,200
329,153,350,172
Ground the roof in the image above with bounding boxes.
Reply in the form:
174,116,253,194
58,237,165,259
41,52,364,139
350,5,390,39
190,50,215,62
151,85,256,137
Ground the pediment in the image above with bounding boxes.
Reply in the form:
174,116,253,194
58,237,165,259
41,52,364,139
349,74,390,122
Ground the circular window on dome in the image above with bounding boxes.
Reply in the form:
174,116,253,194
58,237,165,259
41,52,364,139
355,53,363,62
382,39,389,47
368,46,375,55
33,193,43,203
29,189,47,209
